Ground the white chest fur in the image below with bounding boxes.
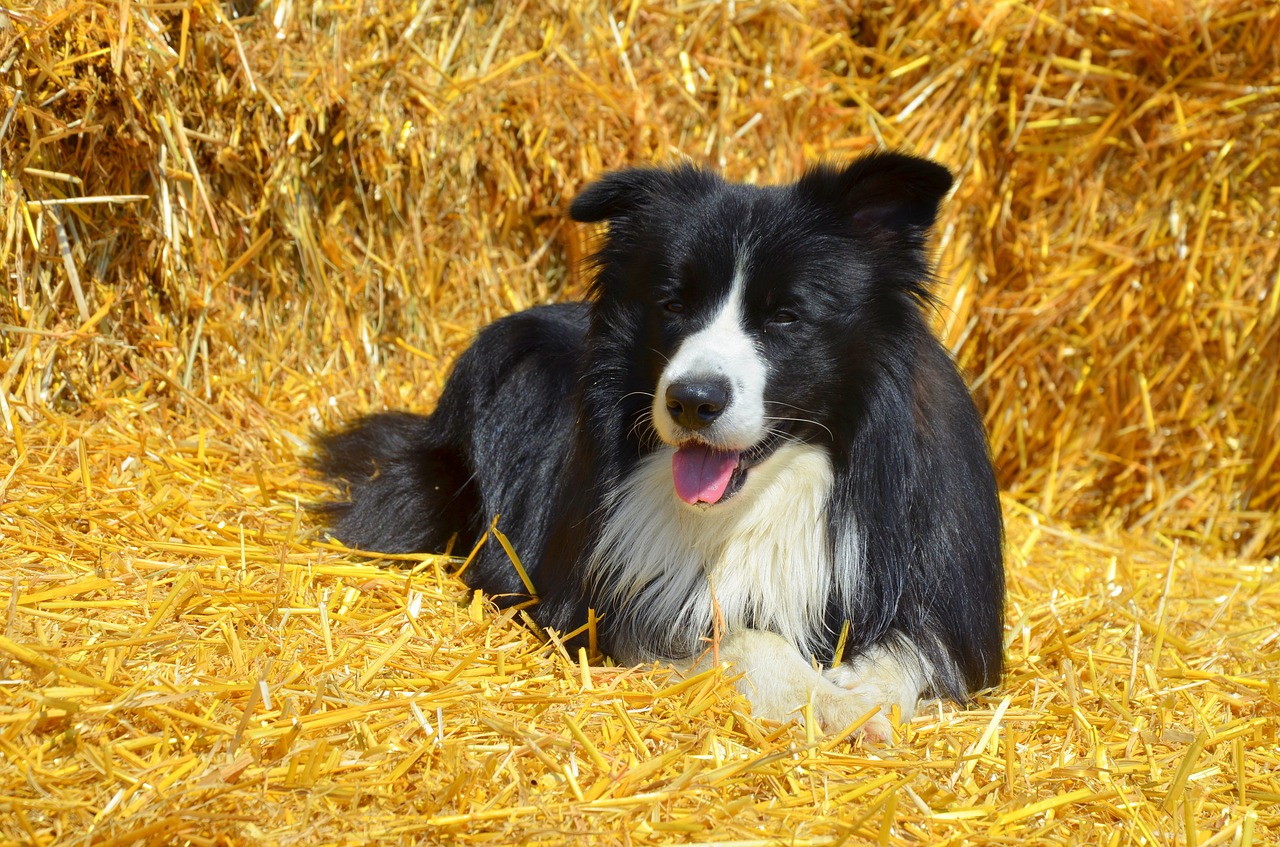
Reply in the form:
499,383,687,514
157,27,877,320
590,442,839,663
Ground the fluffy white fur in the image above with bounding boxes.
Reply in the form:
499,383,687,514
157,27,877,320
590,443,837,662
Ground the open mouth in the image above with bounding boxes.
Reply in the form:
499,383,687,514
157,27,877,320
670,434,783,506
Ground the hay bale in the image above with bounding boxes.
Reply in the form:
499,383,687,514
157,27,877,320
1,1,1277,844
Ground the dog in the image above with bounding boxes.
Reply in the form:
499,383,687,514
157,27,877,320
315,151,1004,740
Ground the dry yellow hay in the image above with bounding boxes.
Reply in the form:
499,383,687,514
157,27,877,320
1,0,1277,844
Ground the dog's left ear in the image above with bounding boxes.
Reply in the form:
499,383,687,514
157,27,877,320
570,165,721,223
570,169,664,223
798,152,953,235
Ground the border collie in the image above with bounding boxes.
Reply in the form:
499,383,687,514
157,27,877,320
315,152,1004,740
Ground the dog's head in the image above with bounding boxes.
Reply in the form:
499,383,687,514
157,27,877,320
572,152,952,507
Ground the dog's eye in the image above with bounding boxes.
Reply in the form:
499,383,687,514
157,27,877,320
769,309,799,325
663,299,685,314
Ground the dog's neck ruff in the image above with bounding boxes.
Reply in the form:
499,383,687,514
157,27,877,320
589,442,840,663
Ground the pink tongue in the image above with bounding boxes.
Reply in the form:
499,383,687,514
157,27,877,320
672,444,741,504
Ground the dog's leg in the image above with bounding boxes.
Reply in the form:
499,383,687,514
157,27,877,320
688,629,918,742
822,641,931,734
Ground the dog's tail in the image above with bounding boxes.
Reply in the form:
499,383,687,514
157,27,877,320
312,412,480,555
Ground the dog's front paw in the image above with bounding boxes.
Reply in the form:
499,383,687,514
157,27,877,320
703,629,908,742
812,682,893,743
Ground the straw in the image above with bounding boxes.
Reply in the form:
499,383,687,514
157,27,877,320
2,1,1277,844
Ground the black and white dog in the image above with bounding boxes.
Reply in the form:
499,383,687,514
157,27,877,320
316,152,1004,739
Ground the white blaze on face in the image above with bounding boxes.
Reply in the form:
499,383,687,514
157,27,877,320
652,263,768,450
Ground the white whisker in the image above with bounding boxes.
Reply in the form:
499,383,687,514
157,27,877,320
761,412,833,441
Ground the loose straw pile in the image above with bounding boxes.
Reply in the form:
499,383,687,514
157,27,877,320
1,1,1277,844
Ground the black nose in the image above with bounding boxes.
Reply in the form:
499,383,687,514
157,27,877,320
666,380,730,430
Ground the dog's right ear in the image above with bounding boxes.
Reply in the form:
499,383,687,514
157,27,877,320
570,165,720,223
570,169,664,223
